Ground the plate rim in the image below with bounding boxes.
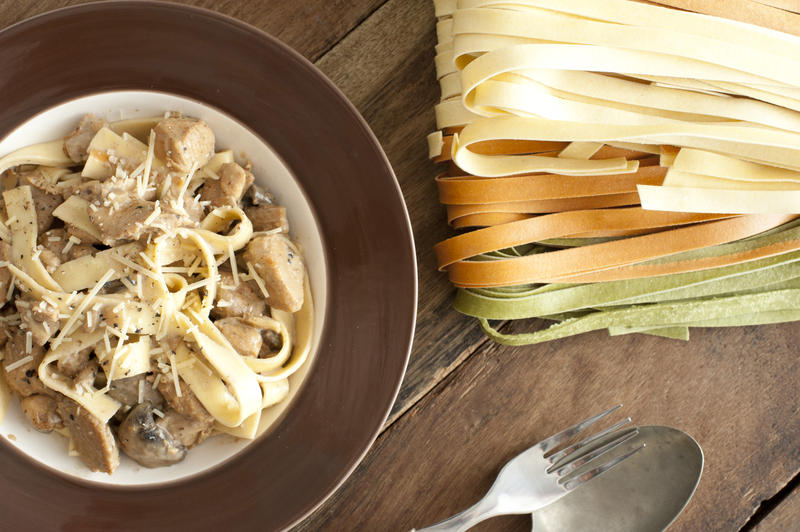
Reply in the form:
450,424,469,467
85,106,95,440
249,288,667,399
0,2,417,529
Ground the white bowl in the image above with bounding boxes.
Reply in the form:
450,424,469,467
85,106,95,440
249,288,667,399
0,90,327,486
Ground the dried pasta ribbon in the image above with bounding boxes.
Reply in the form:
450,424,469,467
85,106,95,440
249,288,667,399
444,215,793,287
436,166,666,204
435,208,735,269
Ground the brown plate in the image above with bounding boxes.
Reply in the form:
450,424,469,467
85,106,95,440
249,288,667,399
0,2,416,530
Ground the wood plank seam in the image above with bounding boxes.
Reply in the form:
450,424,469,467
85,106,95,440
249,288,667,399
311,0,392,65
741,468,800,530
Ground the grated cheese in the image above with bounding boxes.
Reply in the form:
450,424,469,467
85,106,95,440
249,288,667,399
138,252,156,270
143,200,161,226
112,253,158,281
64,291,77,307
0,221,11,242
103,329,111,352
136,273,143,299
25,331,32,354
5,216,17,226
160,174,173,200
246,261,270,299
152,408,165,418
228,242,239,287
141,129,156,195
119,276,136,293
152,373,161,390
51,269,115,349
5,355,33,372
169,352,181,397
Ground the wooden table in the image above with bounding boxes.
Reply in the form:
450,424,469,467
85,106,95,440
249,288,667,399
3,1,800,530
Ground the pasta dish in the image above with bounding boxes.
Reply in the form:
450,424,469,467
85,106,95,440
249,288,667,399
0,112,312,473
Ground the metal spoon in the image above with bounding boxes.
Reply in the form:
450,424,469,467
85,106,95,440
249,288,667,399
531,425,703,532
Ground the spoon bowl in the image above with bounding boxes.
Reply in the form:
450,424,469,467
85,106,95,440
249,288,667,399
531,425,703,532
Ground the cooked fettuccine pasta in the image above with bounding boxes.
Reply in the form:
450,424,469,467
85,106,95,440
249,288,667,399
0,112,312,473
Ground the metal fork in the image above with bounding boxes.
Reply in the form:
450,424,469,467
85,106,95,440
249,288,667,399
414,405,643,532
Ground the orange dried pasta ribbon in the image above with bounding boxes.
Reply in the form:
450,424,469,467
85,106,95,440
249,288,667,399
437,165,666,205
446,192,642,226
436,207,734,268
441,214,793,287
550,237,800,283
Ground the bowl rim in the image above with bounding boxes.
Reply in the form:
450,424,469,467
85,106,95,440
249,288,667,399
0,2,417,530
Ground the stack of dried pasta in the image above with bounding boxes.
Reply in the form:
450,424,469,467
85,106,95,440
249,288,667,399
428,0,800,345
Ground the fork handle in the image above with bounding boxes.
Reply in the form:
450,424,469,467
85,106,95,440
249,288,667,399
413,494,500,532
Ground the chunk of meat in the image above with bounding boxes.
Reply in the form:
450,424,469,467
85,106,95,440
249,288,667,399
63,114,108,163
245,204,288,232
21,394,63,433
153,118,215,172
201,163,254,208
156,410,211,449
243,234,305,313
107,374,164,408
0,242,11,305
57,398,119,474
17,298,58,347
154,172,205,223
2,332,49,397
38,247,60,275
38,229,94,262
157,375,214,447
211,271,267,319
56,345,92,378
16,172,62,234
73,359,100,392
216,317,262,358
89,197,154,245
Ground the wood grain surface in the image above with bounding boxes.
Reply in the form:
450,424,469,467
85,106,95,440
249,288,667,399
2,1,800,531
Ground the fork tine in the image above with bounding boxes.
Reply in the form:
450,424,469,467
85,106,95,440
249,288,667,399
562,443,645,491
552,427,638,477
546,417,631,466
536,404,621,453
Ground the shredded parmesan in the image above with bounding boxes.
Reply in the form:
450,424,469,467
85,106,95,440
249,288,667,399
103,329,111,352
169,352,182,397
0,221,11,242
5,275,13,301
246,262,270,299
64,291,77,307
152,373,161,390
136,273,143,299
152,408,165,418
51,269,115,349
112,253,158,281
5,355,33,372
143,200,161,226
141,129,156,195
119,276,136,293
227,242,239,287
24,331,32,354
138,252,156,270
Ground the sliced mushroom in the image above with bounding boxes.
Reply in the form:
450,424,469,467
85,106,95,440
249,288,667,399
107,374,164,408
118,403,186,468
